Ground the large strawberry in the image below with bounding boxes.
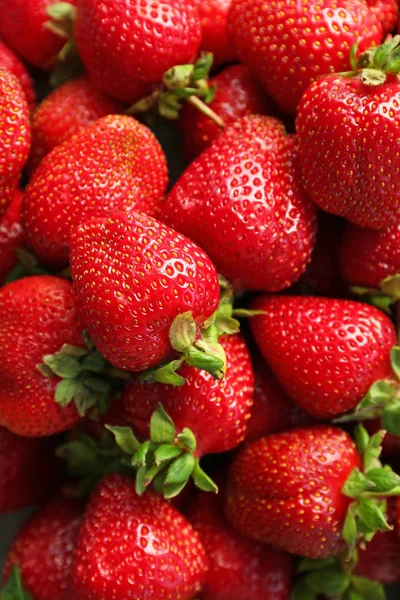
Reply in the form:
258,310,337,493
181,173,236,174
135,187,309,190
179,65,271,162
69,473,208,599
368,0,398,34
0,40,35,110
163,115,317,292
192,0,235,69
250,296,396,419
0,69,30,219
22,115,168,270
227,0,381,114
0,189,25,285
74,0,202,104
28,76,122,174
2,494,83,599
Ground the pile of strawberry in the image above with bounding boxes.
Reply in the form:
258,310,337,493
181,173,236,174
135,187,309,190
4,0,400,599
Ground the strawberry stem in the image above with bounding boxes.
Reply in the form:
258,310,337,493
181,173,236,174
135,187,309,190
186,95,224,128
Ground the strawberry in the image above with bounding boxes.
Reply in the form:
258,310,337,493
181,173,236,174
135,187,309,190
227,0,382,114
192,0,235,69
22,114,168,270
3,494,83,599
70,211,221,374
74,0,202,104
0,427,61,512
368,0,398,35
0,189,25,285
69,473,208,600
0,69,30,219
186,488,294,600
0,0,77,69
28,76,122,174
163,115,317,293
250,296,396,419
0,40,35,110
179,64,272,162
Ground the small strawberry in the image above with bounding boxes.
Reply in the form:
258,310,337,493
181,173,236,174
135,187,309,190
22,114,168,270
163,115,317,292
227,0,382,114
3,494,83,600
179,64,272,162
250,296,396,419
368,0,398,35
74,0,202,104
0,40,35,110
69,473,208,600
0,69,30,219
0,189,25,285
186,488,294,600
28,76,123,174
192,0,235,69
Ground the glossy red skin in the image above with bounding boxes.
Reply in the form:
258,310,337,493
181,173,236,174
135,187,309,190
0,40,35,110
179,65,272,162
0,189,25,285
28,76,123,174
123,334,254,457
225,425,361,558
192,0,234,69
227,0,381,114
368,0,398,34
0,276,84,437
4,495,82,600
0,0,77,69
0,427,61,512
356,497,400,583
70,473,208,600
74,0,201,103
250,296,396,419
297,74,400,230
22,115,168,270
186,490,293,600
164,115,317,293
340,221,400,287
70,212,220,372
0,70,30,219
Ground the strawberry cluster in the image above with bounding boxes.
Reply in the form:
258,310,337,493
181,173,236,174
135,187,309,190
2,1,400,599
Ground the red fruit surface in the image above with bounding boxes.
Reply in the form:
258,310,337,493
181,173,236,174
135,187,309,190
3,494,83,599
164,115,317,292
70,212,220,372
297,74,400,230
22,115,168,270
227,0,381,114
0,427,61,512
0,40,35,110
74,0,202,103
0,189,25,285
179,65,271,161
368,0,398,34
0,70,30,219
123,334,254,457
225,425,361,558
70,473,208,600
192,0,234,69
250,296,396,419
28,76,123,173
356,497,400,583
0,0,77,69
0,275,84,437
186,489,293,600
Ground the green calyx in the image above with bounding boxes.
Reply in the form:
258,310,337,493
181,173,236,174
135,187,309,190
37,331,130,417
5,248,71,284
350,273,400,315
107,403,218,499
44,2,83,85
343,35,400,87
1,565,32,600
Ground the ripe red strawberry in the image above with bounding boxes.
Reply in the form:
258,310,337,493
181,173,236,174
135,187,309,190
186,488,294,600
179,65,272,162
368,0,398,34
0,427,61,512
22,115,168,270
0,0,77,69
69,473,208,599
227,0,381,114
0,40,35,110
28,76,123,174
163,115,317,292
74,0,202,103
0,69,30,219
192,0,235,69
3,494,83,599
250,296,396,419
0,188,25,285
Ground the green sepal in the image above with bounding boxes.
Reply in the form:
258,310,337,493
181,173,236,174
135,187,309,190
105,425,141,455
42,353,82,378
358,497,391,532
132,440,153,467
366,466,400,494
140,359,186,386
135,465,147,495
192,460,218,493
380,274,400,301
305,566,350,595
177,428,196,452
150,403,176,444
163,480,188,499
382,399,400,435
154,444,182,465
1,565,32,600
296,557,337,574
350,576,385,600
164,452,196,485
390,345,400,379
342,469,376,498
290,578,318,600
343,504,358,551
169,312,197,352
